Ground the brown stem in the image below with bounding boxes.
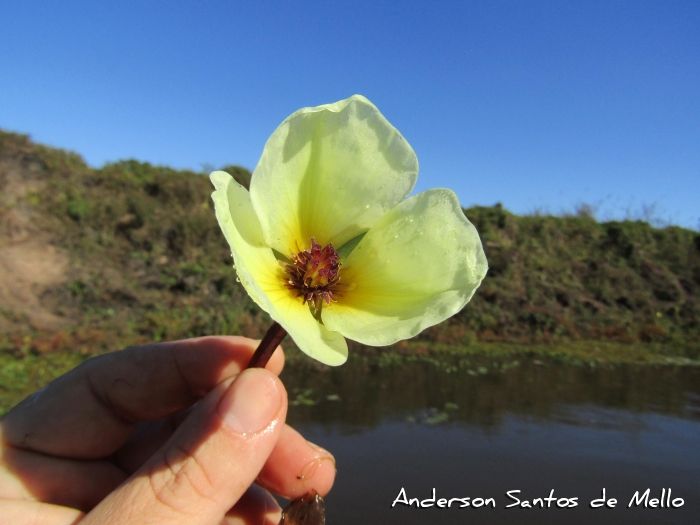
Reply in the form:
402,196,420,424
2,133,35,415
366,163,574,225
247,321,287,369
250,324,324,523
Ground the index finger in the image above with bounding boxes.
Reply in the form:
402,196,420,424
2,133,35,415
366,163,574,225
0,336,284,459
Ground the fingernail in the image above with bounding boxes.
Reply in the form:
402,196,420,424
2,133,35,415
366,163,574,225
217,368,282,434
309,440,335,461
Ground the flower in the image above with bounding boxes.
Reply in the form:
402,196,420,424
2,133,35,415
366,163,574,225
210,95,487,366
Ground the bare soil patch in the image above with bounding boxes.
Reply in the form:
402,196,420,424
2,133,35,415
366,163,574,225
0,156,72,332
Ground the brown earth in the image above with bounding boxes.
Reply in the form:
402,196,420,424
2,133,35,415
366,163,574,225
0,149,72,331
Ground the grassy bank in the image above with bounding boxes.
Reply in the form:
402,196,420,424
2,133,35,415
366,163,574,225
1,127,700,413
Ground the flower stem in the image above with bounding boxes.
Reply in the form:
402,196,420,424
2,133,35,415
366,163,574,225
247,321,287,368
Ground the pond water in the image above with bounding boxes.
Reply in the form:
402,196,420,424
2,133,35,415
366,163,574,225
281,357,700,524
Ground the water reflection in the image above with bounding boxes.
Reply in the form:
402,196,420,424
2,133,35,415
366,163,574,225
281,358,700,524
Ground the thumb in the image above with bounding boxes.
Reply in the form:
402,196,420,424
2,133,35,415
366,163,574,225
83,368,287,525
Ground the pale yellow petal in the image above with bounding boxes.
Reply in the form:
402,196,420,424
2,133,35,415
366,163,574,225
264,289,348,366
322,189,488,346
250,95,418,256
210,170,347,366
210,170,279,309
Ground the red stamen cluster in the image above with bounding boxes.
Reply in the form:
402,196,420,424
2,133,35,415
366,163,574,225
281,237,343,314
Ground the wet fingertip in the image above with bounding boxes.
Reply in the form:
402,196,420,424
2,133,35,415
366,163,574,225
304,440,336,479
295,454,337,497
223,484,282,525
308,440,335,465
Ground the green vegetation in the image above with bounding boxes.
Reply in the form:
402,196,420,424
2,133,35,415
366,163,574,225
436,204,700,350
1,129,699,412
0,347,90,415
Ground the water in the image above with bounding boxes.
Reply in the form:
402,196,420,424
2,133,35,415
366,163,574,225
281,358,700,524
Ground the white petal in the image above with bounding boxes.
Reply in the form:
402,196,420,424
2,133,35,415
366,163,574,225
250,95,418,256
210,170,347,366
322,189,488,346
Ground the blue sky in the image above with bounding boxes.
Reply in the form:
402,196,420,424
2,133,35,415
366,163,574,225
2,1,698,229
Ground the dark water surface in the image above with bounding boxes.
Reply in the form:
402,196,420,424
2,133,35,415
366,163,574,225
281,358,700,524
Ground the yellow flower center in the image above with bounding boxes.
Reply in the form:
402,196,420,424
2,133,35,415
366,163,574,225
281,237,344,314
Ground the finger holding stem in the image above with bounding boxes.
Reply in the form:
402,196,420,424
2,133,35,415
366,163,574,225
247,322,330,525
248,322,288,369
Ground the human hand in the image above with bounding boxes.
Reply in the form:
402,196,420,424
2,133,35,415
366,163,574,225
0,337,335,524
